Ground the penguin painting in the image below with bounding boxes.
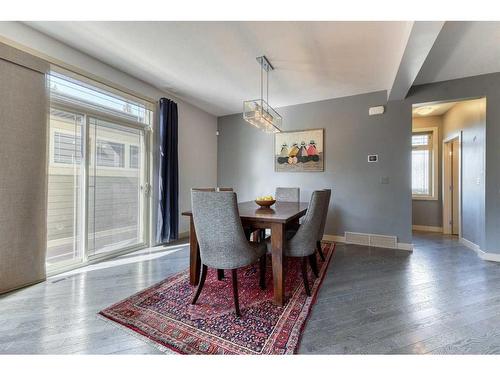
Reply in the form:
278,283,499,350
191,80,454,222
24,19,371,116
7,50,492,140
298,141,309,162
277,143,289,164
288,142,299,164
307,140,320,162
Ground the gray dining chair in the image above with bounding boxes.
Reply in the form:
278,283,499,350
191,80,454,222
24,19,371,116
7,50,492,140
190,190,267,316
284,188,331,262
192,187,216,192
316,189,331,261
266,190,329,296
252,187,302,242
276,187,300,202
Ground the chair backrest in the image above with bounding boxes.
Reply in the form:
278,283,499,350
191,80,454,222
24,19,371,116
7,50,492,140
275,187,300,202
288,190,330,257
318,189,332,241
217,187,233,192
191,190,255,269
192,187,216,192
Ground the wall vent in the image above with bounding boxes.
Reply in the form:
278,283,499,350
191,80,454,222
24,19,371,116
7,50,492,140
345,232,397,249
370,234,397,249
345,232,370,246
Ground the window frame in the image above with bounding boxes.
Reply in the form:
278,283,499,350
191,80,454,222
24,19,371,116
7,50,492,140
412,126,439,201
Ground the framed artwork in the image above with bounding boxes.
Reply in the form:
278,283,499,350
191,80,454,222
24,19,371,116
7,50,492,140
275,128,324,172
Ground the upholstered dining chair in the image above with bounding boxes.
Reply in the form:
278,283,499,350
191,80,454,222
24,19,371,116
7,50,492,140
191,188,234,280
266,190,329,296
251,187,301,242
316,189,331,261
192,187,216,191
190,190,267,316
275,187,300,202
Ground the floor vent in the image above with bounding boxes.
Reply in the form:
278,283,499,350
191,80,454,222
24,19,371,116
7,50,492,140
345,232,397,249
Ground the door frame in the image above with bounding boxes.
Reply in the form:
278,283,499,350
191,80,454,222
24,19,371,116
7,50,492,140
442,132,462,237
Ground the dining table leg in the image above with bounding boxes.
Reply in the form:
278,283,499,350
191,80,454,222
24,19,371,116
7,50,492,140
271,222,286,306
189,217,201,285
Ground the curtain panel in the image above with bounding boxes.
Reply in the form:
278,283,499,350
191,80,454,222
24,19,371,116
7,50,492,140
156,98,179,244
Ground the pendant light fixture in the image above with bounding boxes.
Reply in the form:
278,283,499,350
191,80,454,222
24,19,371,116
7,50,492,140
243,56,283,133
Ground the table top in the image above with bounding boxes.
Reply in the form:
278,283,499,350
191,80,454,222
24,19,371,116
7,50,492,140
182,201,308,224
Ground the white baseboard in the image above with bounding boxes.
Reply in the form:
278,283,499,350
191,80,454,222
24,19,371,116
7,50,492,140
397,243,414,251
322,234,345,243
459,237,481,253
412,225,443,233
459,237,500,263
481,252,500,262
323,234,413,252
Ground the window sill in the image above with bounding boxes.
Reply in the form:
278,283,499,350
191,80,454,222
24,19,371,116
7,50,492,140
412,195,438,201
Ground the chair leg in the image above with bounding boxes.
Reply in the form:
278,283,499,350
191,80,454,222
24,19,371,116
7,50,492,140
259,255,266,290
309,254,319,278
316,240,325,261
232,269,241,316
301,257,311,297
217,269,225,280
244,228,252,241
191,264,208,305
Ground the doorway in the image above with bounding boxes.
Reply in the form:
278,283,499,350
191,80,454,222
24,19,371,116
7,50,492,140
443,135,461,236
411,97,485,245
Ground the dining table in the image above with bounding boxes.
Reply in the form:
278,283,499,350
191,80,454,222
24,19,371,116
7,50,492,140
182,200,309,306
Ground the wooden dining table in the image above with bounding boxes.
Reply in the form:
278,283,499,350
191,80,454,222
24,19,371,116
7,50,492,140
182,201,308,306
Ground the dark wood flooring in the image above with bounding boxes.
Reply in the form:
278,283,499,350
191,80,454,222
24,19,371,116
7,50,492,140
1,232,500,354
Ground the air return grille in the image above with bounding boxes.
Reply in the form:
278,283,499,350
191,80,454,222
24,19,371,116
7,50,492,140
345,232,397,249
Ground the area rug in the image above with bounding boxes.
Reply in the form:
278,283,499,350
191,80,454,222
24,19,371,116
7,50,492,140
98,242,335,354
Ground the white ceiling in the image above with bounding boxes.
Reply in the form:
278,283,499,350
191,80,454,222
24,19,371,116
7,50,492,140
26,21,412,116
24,21,500,117
415,21,500,85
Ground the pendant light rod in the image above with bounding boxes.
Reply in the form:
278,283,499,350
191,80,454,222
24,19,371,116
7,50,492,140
256,55,274,72
242,55,282,134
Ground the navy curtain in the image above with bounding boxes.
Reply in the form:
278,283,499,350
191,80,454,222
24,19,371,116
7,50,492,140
156,98,179,244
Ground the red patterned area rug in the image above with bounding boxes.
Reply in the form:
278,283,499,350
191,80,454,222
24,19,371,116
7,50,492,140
98,242,335,355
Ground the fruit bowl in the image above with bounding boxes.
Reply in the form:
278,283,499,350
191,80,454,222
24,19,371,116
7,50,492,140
255,199,276,207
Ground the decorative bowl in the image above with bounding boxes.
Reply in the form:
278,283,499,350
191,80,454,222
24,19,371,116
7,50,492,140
255,199,276,207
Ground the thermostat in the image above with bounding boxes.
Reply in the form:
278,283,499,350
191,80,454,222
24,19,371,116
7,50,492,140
368,155,378,162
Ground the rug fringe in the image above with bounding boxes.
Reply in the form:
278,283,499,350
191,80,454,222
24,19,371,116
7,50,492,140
96,313,178,355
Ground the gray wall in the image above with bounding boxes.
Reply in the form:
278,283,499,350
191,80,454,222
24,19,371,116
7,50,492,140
218,73,500,252
442,99,486,246
218,91,413,244
411,116,444,228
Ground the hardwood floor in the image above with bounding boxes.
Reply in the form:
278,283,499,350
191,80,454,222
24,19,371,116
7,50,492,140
1,231,500,354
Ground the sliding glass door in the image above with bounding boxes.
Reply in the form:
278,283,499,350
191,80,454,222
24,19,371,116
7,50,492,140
46,109,84,268
87,118,146,257
46,72,152,272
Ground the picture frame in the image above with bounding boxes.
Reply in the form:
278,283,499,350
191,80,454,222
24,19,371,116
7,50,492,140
274,128,324,172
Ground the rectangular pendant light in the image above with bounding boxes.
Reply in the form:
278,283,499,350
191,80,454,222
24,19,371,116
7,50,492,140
243,56,283,133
